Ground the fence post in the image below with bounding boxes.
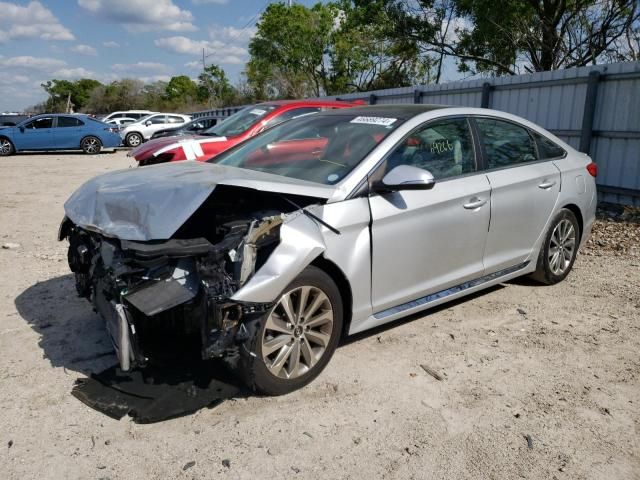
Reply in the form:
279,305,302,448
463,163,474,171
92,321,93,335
413,89,422,104
481,82,492,108
369,93,377,105
579,71,601,154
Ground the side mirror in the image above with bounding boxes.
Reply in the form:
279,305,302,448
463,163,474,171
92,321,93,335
19,126,25,132
145,120,152,126
374,165,436,192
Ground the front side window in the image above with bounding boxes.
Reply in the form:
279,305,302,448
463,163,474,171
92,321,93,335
384,118,476,180
57,116,84,127
212,113,404,185
476,118,537,169
24,117,53,129
203,105,278,137
167,115,186,124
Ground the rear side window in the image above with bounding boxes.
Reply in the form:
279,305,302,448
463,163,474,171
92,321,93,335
476,118,537,169
531,131,565,159
57,116,84,127
168,116,186,124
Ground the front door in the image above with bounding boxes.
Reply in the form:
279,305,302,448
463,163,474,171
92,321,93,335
14,117,54,150
369,117,491,313
474,117,561,273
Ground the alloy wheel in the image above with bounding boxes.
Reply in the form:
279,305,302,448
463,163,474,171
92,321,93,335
261,286,334,380
548,218,576,275
83,137,100,154
127,134,141,147
0,139,12,155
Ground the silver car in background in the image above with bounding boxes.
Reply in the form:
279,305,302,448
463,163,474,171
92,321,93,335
60,105,597,395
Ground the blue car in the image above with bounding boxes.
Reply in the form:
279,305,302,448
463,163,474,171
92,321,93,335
0,114,122,156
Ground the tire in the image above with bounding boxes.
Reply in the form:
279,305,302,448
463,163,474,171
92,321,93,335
530,208,580,285
81,136,102,154
235,266,343,395
0,137,14,156
125,132,143,148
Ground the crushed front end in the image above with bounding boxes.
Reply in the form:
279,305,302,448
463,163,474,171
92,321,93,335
60,211,284,371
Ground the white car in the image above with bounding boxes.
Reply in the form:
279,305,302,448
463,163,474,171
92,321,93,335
120,113,192,147
105,117,136,127
102,110,156,123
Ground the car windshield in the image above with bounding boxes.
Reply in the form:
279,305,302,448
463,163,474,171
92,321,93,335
210,113,404,185
202,105,277,137
135,114,154,124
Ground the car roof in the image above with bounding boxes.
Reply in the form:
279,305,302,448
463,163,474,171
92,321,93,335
257,99,364,108
315,104,452,119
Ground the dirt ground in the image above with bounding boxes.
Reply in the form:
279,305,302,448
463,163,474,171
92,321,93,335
1,151,638,480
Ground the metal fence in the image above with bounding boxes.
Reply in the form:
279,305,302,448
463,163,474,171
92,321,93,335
193,61,640,206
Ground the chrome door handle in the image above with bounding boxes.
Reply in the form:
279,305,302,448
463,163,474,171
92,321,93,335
538,180,557,189
463,197,487,209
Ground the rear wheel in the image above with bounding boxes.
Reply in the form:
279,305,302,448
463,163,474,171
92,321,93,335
81,136,102,154
0,138,14,156
531,208,580,285
125,132,143,147
236,266,343,395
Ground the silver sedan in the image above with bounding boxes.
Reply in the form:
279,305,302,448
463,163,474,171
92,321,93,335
60,105,597,394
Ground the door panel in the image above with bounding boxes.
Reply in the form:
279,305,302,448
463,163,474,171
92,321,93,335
369,174,491,312
14,117,54,150
483,163,561,272
53,117,84,148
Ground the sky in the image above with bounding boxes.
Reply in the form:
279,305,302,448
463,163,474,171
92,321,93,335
0,0,320,112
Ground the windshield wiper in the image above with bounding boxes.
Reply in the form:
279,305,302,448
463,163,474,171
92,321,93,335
279,196,341,235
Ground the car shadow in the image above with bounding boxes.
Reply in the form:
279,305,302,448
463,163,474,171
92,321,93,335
14,274,247,423
13,150,119,156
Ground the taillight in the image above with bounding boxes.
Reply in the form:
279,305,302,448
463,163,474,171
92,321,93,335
105,127,119,134
586,162,598,177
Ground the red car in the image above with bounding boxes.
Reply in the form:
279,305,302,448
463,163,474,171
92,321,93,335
129,99,363,166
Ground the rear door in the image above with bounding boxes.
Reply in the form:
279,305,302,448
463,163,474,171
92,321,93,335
369,117,491,313
53,116,85,148
13,117,54,150
474,117,561,273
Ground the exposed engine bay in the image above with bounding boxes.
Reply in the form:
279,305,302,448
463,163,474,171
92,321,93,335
60,185,325,371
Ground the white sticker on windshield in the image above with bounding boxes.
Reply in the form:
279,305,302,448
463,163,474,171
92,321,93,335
249,108,267,116
327,173,339,183
350,116,397,127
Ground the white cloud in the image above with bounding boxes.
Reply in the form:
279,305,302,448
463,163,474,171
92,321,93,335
53,67,96,79
208,24,256,43
103,41,120,48
192,0,228,4
70,44,97,56
155,35,248,65
0,1,74,42
78,0,197,32
112,62,170,73
6,56,67,70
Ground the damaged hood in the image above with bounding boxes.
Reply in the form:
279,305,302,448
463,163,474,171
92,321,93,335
64,161,336,241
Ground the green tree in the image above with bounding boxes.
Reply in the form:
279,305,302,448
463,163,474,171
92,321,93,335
197,64,235,107
41,78,103,111
368,0,639,76
165,75,199,103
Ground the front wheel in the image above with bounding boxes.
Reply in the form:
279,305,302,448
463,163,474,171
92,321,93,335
81,136,102,154
0,138,15,156
531,208,580,285
236,266,343,395
125,132,143,147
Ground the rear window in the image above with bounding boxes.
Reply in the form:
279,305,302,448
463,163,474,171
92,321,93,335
532,131,566,159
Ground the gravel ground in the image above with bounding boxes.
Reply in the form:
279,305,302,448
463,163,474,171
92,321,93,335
1,151,638,480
